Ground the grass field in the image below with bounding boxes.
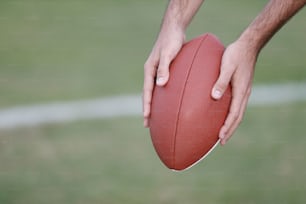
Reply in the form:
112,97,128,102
0,0,306,203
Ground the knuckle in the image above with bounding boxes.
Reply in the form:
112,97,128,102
233,113,239,122
215,75,231,92
144,61,152,71
157,67,166,76
144,84,154,93
246,88,252,97
230,111,239,121
234,88,247,98
157,67,170,78
159,53,173,66
142,87,149,94
160,50,172,60
237,115,243,125
217,81,228,91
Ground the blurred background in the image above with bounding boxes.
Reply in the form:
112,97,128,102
0,0,305,203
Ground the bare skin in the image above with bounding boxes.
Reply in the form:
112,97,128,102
143,0,306,145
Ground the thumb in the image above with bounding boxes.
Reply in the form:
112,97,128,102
211,68,232,100
156,57,171,86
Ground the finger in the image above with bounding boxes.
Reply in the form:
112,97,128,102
220,87,251,145
211,59,234,100
220,88,251,145
218,84,246,143
156,55,171,86
226,87,251,137
143,86,152,128
143,74,154,118
143,58,158,127
143,118,149,128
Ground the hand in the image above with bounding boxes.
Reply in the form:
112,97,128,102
211,40,258,145
143,26,185,127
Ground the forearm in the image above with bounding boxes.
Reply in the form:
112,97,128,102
161,0,204,32
238,0,306,53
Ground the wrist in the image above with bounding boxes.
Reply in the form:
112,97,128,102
161,14,188,35
236,29,262,56
161,0,204,34
158,21,186,43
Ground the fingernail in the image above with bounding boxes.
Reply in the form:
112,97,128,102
221,139,226,146
156,77,165,86
213,89,222,99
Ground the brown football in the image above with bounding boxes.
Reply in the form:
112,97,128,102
149,33,231,171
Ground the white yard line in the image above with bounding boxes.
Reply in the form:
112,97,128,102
0,82,306,129
248,82,306,106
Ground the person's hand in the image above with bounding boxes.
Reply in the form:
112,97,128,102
211,40,258,145
143,26,185,127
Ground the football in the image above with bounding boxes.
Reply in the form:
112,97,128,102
149,33,231,171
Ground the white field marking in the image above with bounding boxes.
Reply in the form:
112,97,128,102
248,82,306,106
0,82,305,129
0,94,142,129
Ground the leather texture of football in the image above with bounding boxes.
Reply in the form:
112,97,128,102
149,33,232,171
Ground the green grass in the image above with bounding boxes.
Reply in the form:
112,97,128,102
187,0,306,84
0,0,305,107
0,0,166,107
0,0,306,203
0,104,306,204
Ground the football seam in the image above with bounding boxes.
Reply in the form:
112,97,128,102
172,34,210,169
